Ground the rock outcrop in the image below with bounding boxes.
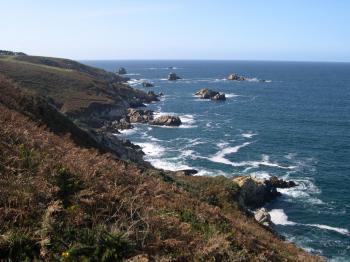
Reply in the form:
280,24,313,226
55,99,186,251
254,208,272,227
150,115,182,126
195,88,226,101
174,169,198,176
0,50,27,56
227,73,246,81
103,118,132,132
211,93,226,101
127,108,154,123
118,67,127,75
142,81,154,87
268,176,297,188
168,73,181,81
232,176,296,209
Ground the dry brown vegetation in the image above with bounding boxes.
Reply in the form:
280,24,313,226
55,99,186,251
0,101,323,261
0,54,323,261
0,55,155,116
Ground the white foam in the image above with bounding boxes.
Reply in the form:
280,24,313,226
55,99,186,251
228,155,297,169
180,114,195,124
269,210,350,236
135,142,165,157
148,158,192,171
278,178,323,205
306,224,349,236
250,171,271,180
180,149,195,157
246,77,259,82
241,131,257,139
209,142,251,165
127,78,146,86
118,128,137,136
226,93,240,98
269,209,296,225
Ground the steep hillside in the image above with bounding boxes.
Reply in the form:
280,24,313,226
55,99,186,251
0,54,157,121
0,54,160,164
0,103,322,261
0,53,323,261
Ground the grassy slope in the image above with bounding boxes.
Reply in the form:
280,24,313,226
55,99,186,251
0,104,322,261
0,55,323,261
0,55,154,115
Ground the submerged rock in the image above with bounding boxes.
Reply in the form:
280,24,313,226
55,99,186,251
150,115,182,126
142,81,154,87
168,73,181,81
195,88,226,101
117,67,127,75
227,73,246,81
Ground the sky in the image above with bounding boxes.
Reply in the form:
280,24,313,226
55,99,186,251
1,0,350,61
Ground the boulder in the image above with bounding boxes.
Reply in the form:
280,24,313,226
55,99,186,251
127,108,154,123
195,88,226,101
150,115,182,126
195,88,219,99
168,73,181,81
174,169,198,176
254,208,272,227
104,118,132,132
142,82,154,87
227,73,246,81
146,91,158,101
211,93,226,101
267,176,297,188
232,176,298,208
118,67,127,75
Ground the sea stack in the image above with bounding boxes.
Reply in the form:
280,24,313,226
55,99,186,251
151,115,182,126
227,73,246,81
195,88,226,101
142,81,154,87
118,67,127,75
168,72,181,81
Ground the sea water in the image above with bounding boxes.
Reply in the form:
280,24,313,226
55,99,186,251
84,60,350,261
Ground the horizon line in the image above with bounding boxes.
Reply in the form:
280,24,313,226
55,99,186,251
78,58,350,64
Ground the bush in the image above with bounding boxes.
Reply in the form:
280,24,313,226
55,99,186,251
54,168,83,207
0,230,40,261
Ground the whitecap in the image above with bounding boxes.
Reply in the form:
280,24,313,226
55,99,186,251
269,210,350,236
249,171,271,180
241,131,257,139
209,142,251,165
246,77,259,82
180,114,195,124
226,93,240,98
148,158,193,171
118,128,137,136
269,209,296,225
135,142,165,157
306,224,349,236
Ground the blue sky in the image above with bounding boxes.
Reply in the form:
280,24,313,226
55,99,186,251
1,0,350,61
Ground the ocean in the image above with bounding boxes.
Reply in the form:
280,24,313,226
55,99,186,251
84,60,350,261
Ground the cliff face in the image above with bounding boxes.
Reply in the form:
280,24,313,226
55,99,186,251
0,54,159,164
0,54,323,261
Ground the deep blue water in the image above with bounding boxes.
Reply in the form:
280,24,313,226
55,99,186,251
84,60,350,261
